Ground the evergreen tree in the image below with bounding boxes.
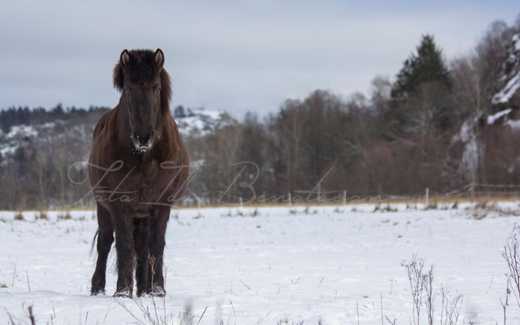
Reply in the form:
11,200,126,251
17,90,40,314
173,105,187,118
386,35,456,136
391,34,451,99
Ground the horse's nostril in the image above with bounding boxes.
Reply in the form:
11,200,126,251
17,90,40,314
137,132,152,145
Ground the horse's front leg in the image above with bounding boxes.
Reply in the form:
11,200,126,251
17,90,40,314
134,217,151,297
113,211,135,298
148,206,170,296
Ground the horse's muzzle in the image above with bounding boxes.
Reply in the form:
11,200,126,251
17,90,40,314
131,133,154,153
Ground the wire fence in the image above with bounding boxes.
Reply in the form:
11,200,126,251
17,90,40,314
178,183,520,208
14,182,520,211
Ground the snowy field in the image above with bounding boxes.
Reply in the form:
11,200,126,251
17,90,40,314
1,203,520,324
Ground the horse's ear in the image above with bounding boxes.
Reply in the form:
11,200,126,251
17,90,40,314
155,49,165,68
113,50,128,91
120,49,130,66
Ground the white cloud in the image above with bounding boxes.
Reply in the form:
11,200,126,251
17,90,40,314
0,1,518,116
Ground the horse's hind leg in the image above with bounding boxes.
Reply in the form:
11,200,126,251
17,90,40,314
91,204,114,295
148,206,170,296
134,218,151,297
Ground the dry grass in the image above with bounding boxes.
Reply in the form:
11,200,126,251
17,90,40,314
26,191,520,212
14,211,24,221
57,211,72,220
37,210,48,220
172,192,520,210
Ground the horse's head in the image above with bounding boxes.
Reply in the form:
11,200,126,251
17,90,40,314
113,48,171,153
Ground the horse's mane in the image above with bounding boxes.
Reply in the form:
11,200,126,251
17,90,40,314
112,49,172,114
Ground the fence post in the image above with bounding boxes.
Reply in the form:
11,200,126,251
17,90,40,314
288,192,292,206
425,188,430,207
343,190,347,205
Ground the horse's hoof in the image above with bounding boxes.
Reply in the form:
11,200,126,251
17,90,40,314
90,288,105,296
113,288,132,298
136,290,148,298
149,286,166,297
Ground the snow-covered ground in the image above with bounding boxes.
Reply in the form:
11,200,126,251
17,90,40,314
0,203,519,324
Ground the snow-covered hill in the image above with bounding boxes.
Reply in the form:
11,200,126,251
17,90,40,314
450,32,520,183
173,106,233,136
0,117,98,163
492,33,520,107
0,107,230,160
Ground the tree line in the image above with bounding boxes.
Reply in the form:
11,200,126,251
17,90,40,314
187,18,520,203
1,17,520,209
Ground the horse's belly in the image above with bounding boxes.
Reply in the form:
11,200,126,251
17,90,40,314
93,165,177,215
130,205,152,219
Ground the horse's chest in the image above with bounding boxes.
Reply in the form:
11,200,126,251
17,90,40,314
108,161,164,202
131,164,161,200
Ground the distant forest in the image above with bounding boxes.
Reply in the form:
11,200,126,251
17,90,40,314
0,104,109,133
1,17,520,209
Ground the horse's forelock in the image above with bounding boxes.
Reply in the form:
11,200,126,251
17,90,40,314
112,49,172,119
113,50,172,113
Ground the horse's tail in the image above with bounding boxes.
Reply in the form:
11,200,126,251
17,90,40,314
89,229,99,257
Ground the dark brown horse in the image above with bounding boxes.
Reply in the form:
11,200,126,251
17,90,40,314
89,49,189,297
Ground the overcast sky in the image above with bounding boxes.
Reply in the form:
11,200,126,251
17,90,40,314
1,1,518,117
